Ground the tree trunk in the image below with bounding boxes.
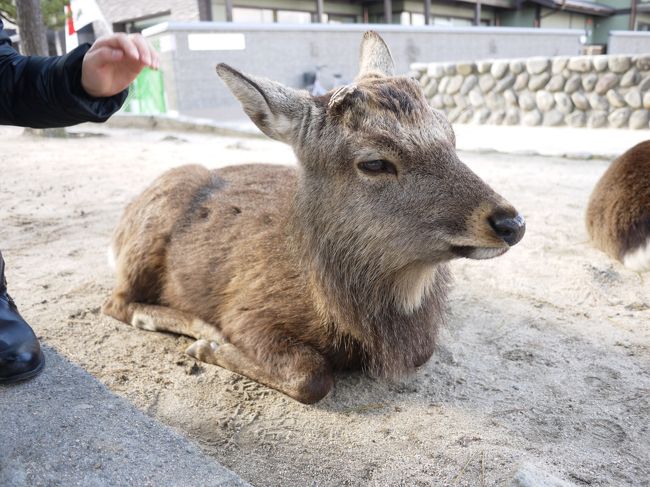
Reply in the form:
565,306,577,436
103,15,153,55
17,1,66,137
16,0,48,56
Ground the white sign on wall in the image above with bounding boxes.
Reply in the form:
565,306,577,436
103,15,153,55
159,35,176,53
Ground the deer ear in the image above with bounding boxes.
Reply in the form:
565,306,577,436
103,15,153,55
357,31,395,79
216,63,310,144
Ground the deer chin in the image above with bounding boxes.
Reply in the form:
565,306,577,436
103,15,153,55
451,245,509,260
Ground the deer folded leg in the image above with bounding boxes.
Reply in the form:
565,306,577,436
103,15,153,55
186,339,333,404
103,297,225,343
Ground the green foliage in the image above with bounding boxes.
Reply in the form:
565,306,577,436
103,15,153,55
42,0,67,29
0,0,16,23
0,0,68,29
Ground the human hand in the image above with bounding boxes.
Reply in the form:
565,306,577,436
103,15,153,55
81,33,159,98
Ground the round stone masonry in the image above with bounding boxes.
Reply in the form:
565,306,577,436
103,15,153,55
513,72,530,91
523,109,542,126
479,74,496,93
427,63,445,79
546,74,566,92
453,93,469,109
568,56,591,73
629,109,649,129
490,60,509,80
582,73,598,92
536,90,555,112
437,76,450,94
551,57,568,74
640,75,650,92
430,94,444,109
510,60,525,75
643,91,650,110
608,107,631,127
635,54,650,71
495,73,516,93
554,92,573,114
588,93,609,111
624,89,642,109
529,72,551,91
566,111,586,127
411,52,650,129
469,89,485,107
476,60,492,74
592,55,609,72
519,91,536,111
571,92,589,110
608,56,631,74
423,79,438,98
606,89,626,108
503,89,518,106
446,75,464,95
456,62,475,76
595,73,619,95
460,75,478,95
564,74,582,94
543,109,564,126
526,57,549,75
588,110,608,128
620,68,640,88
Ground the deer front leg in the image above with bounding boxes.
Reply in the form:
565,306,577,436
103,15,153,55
186,340,334,404
103,296,225,343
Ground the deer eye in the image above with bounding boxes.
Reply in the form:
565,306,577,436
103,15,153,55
358,159,397,176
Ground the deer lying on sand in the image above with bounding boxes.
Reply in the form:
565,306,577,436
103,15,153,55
103,32,526,404
587,141,650,272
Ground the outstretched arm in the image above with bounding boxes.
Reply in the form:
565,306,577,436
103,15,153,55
0,20,158,128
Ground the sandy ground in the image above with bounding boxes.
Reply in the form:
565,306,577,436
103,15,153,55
1,125,648,487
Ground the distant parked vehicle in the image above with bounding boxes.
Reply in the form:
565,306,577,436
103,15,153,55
303,65,348,96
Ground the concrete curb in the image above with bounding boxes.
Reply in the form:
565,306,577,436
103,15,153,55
0,346,250,487
107,113,650,161
106,114,265,139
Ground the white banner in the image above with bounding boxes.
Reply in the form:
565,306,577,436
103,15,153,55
69,0,102,30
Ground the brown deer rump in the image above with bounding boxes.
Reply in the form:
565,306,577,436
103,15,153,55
586,140,650,271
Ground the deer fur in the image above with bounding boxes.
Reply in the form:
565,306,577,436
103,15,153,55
586,140,650,272
103,32,524,404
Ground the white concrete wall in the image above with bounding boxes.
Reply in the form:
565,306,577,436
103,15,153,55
609,31,650,54
143,21,583,119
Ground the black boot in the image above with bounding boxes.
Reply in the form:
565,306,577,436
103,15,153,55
0,251,44,383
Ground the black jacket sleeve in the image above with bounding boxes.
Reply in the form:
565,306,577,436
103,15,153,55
0,19,128,128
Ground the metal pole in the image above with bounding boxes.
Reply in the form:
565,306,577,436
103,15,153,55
198,0,213,21
474,0,482,26
384,0,392,23
316,0,324,23
225,0,233,22
424,0,431,25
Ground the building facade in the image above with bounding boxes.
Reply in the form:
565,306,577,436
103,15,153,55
95,0,650,51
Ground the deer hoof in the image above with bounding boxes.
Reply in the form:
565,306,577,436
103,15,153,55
186,339,219,361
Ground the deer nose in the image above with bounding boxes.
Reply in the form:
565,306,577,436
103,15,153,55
489,212,526,246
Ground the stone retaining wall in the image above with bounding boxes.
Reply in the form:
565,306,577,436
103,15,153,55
411,55,650,129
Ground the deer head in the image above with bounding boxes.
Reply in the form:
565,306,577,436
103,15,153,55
216,31,525,282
